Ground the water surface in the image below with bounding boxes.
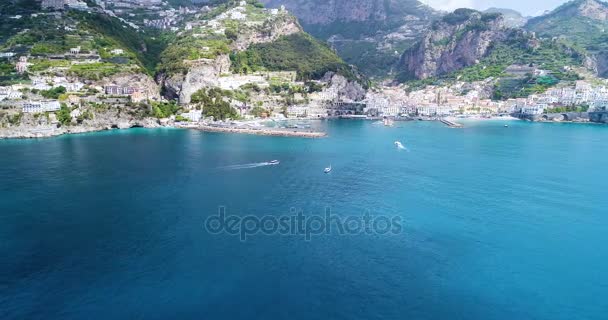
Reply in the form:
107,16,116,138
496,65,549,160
1,120,607,320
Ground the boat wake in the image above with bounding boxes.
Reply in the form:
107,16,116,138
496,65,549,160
394,141,409,151
219,161,279,170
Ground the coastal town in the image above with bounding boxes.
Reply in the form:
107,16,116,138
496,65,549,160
2,0,608,139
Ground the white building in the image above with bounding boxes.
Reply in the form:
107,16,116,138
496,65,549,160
521,104,547,115
15,56,28,73
180,110,202,122
0,87,22,101
110,49,124,55
23,100,61,113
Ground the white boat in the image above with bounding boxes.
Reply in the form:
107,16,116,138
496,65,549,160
504,124,509,127
268,160,280,165
324,165,332,173
394,141,405,149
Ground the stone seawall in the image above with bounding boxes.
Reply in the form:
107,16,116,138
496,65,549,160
181,124,327,138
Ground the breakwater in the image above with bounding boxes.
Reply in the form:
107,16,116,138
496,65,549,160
181,124,327,138
440,119,464,128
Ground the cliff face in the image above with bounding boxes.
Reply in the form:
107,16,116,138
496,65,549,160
159,4,304,104
260,0,439,77
400,9,509,80
232,14,301,50
525,0,608,78
526,0,608,33
163,55,232,104
550,0,608,20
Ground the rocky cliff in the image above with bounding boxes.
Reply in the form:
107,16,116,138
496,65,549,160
525,0,608,77
399,9,509,80
526,0,608,36
158,3,307,103
260,0,440,77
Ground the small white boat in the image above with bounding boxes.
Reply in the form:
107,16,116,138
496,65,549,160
268,160,280,165
324,165,332,173
504,124,509,127
394,141,405,149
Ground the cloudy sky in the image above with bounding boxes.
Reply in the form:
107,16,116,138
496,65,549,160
425,0,570,16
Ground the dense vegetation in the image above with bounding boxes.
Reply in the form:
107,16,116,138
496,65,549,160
230,32,357,82
56,104,72,126
525,0,608,58
73,12,169,74
40,86,67,99
151,101,181,119
401,36,583,98
191,88,238,120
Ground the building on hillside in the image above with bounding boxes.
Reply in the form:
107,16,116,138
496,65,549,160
110,49,124,55
520,104,547,115
0,52,15,59
0,87,23,101
66,0,89,11
180,110,202,122
16,56,28,73
70,46,81,55
22,100,61,113
105,85,135,95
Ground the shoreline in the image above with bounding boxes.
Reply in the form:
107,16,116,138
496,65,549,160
1,116,604,140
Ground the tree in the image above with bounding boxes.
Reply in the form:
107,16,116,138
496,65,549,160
56,104,72,126
192,88,238,121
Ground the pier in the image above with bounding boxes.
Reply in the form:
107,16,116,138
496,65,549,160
440,118,464,128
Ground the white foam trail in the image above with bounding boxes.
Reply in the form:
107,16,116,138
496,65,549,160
219,162,274,170
394,141,410,152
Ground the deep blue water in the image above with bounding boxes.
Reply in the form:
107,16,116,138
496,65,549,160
1,120,607,320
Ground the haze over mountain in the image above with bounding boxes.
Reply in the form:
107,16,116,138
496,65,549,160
259,0,440,78
426,0,570,16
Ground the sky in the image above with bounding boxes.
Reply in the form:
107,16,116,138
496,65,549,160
425,0,570,16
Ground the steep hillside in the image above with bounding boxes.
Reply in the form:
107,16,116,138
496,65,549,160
399,9,510,80
526,0,608,77
397,8,585,99
158,0,361,103
259,0,440,78
0,8,158,87
526,0,608,47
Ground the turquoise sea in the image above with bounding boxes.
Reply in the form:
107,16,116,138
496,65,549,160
1,120,607,319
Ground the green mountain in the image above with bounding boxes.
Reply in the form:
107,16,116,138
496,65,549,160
259,0,440,78
526,0,608,48
525,0,608,76
0,8,163,85
398,9,584,99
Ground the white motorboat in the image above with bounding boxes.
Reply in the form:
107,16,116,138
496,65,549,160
324,165,332,173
